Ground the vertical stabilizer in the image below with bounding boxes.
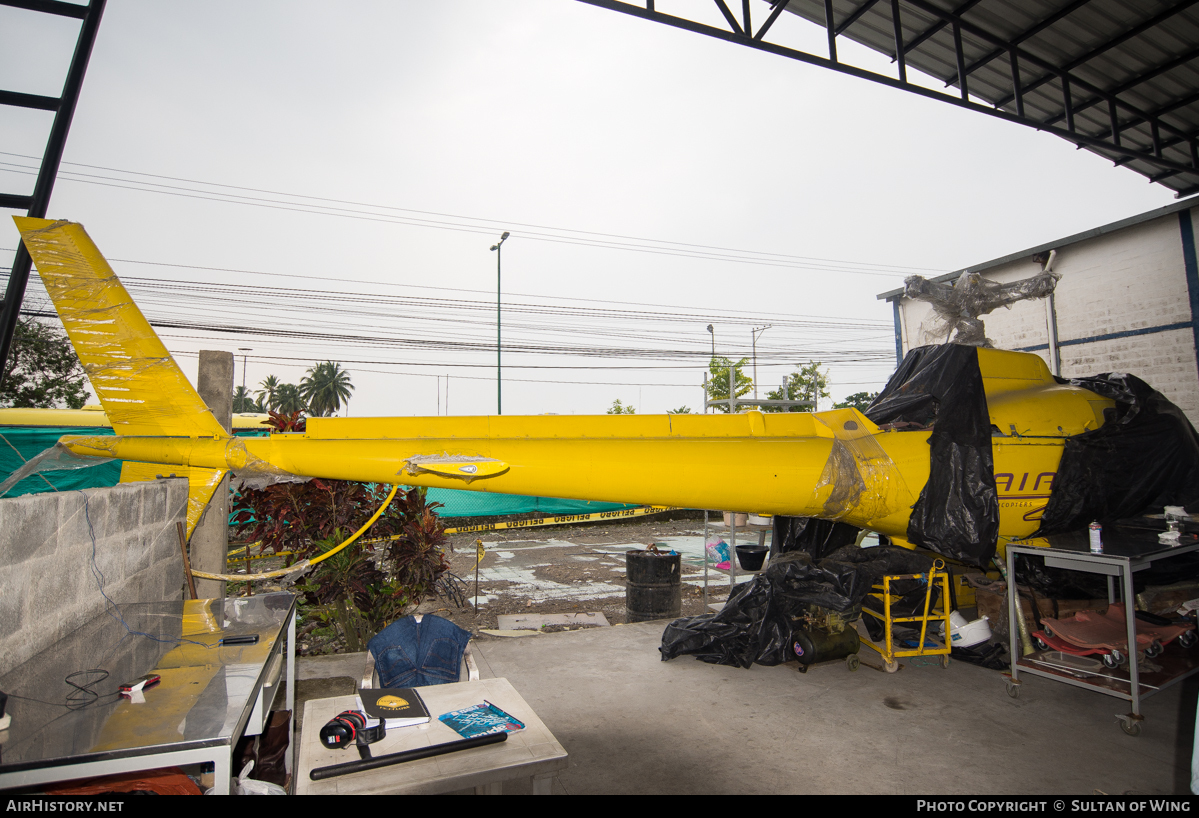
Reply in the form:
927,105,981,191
14,218,227,439
15,218,229,538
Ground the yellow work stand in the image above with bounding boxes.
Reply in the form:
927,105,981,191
860,559,953,673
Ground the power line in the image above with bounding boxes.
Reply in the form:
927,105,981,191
0,152,944,278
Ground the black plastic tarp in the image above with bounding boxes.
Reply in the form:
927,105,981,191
866,344,999,567
660,546,933,667
1035,373,1199,536
770,516,860,561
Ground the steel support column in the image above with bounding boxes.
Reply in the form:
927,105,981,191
0,0,106,391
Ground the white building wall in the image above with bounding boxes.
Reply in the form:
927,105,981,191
891,205,1199,426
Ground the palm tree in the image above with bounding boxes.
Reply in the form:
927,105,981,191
232,385,257,413
256,375,281,411
300,361,354,417
273,383,307,415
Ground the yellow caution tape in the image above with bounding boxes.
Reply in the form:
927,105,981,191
227,505,679,565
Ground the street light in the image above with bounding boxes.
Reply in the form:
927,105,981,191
490,232,510,415
237,348,252,391
751,326,770,399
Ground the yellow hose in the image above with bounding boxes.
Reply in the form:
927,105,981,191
189,484,399,583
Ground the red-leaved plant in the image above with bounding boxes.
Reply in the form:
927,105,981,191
231,411,452,652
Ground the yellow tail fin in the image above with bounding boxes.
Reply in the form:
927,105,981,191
14,218,227,439
15,218,229,536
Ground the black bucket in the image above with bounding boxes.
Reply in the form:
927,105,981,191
735,545,768,571
626,545,681,623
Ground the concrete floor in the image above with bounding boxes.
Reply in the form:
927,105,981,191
296,622,1197,795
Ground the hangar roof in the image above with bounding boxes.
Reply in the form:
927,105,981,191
582,0,1199,196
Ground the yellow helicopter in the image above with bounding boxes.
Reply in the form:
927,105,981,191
7,217,1123,565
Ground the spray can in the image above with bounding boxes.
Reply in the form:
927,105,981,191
1089,521,1102,552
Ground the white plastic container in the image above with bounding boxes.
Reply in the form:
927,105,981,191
940,611,992,648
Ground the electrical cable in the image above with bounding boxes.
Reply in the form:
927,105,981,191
0,154,944,278
187,483,399,582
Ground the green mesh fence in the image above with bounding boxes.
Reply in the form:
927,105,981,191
0,425,634,518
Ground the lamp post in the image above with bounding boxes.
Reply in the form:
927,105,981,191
705,324,715,413
751,326,770,400
490,232,510,415
237,349,252,412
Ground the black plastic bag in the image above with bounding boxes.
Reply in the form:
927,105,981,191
866,344,998,567
861,582,942,642
1035,373,1199,536
771,515,860,561
950,642,1008,671
660,546,933,667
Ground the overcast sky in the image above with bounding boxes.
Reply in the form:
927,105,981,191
0,0,1178,417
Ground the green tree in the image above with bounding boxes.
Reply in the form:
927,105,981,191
607,399,636,414
0,317,89,409
301,361,354,417
705,356,752,413
273,383,307,414
667,405,692,414
256,375,281,410
834,391,879,411
765,361,830,412
232,385,257,413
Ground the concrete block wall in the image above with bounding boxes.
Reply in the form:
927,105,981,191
896,206,1199,426
0,478,188,674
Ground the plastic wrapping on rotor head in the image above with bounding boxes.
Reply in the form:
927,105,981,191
1035,372,1199,536
659,546,933,668
0,441,114,498
904,270,1059,348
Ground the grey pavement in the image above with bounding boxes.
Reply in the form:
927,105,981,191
296,621,1197,795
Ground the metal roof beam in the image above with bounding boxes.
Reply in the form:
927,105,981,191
0,194,34,210
1091,90,1199,144
0,0,105,392
902,0,1194,145
712,0,744,35
958,0,1092,79
835,0,881,37
1041,45,1199,129
900,0,983,59
0,89,59,111
754,0,790,41
0,0,88,19
575,0,1199,183
993,0,1199,108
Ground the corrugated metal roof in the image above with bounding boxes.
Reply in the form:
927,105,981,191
780,0,1199,196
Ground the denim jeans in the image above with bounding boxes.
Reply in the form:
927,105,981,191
368,615,472,688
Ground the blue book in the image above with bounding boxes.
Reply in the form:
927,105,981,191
438,700,526,738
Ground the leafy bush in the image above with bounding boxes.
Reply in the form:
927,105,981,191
231,411,451,651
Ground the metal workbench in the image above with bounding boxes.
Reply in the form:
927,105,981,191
0,593,296,794
1005,528,1199,735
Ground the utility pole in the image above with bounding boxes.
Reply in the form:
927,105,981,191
193,350,233,600
238,348,251,392
751,325,771,400
490,232,510,414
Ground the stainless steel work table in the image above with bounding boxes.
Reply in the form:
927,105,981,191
1004,528,1199,735
0,593,296,794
